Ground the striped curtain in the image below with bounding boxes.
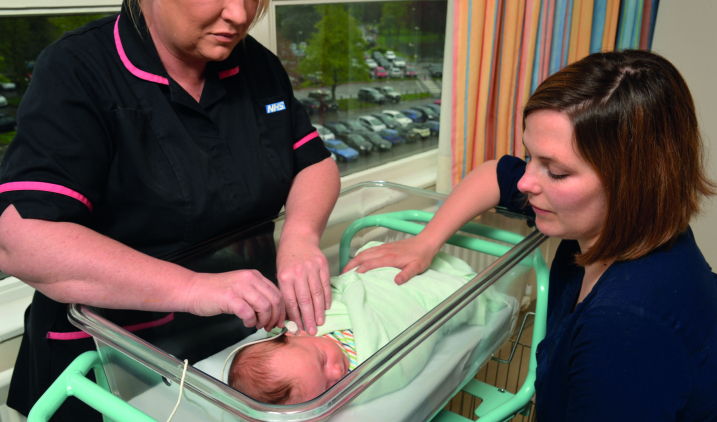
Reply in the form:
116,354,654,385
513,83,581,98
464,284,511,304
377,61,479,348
448,0,659,188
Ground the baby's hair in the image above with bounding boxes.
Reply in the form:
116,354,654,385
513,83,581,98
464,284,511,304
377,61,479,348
228,334,295,404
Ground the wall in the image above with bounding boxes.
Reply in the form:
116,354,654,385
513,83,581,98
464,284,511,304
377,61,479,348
651,0,717,268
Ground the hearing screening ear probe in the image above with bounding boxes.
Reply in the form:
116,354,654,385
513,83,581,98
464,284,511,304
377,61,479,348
222,321,300,383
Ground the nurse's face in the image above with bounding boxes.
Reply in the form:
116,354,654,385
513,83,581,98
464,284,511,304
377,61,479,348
143,0,258,63
517,109,607,250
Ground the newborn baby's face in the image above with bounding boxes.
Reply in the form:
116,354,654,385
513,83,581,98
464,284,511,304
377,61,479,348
273,331,350,404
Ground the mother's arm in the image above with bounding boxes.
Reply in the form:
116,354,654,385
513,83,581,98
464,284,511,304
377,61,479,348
343,159,501,284
276,157,340,335
0,205,284,330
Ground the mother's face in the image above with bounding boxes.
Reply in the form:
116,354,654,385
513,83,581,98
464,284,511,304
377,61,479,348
143,0,259,63
517,109,607,250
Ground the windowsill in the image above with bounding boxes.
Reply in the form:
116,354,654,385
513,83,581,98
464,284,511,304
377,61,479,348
0,277,33,342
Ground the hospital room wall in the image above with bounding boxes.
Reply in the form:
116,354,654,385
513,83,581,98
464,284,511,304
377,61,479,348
650,1,717,269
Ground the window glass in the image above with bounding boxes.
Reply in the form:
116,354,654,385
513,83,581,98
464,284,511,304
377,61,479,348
275,0,447,176
0,14,110,164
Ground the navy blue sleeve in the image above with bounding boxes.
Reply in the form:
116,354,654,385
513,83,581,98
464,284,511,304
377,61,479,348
496,155,535,217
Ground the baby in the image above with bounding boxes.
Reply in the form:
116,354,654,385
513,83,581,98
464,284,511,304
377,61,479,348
227,243,508,404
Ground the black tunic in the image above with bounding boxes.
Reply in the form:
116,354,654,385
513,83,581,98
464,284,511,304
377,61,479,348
1,8,328,420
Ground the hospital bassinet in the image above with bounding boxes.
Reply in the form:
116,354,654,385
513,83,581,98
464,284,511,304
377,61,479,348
29,182,549,422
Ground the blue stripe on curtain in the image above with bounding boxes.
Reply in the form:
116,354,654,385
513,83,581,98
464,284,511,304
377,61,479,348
590,0,608,53
531,0,545,94
562,0,574,68
461,0,474,178
648,0,659,49
549,0,568,74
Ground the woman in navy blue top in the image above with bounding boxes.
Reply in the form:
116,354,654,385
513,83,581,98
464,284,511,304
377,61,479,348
347,50,717,420
0,0,339,420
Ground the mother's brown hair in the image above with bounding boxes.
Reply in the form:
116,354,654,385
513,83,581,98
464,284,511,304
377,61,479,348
523,49,715,266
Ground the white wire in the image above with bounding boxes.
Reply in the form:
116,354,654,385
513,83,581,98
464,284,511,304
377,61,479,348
166,359,189,422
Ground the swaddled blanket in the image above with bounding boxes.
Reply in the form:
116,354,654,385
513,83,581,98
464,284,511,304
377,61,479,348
274,241,508,402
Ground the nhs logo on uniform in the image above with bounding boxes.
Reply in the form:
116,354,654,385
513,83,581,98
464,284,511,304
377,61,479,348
266,101,286,114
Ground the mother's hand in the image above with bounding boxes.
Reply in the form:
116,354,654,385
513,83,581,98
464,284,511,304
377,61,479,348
342,237,437,285
186,270,285,332
276,238,331,336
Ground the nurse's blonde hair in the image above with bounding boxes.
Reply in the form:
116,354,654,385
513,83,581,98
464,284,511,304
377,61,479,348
123,0,269,34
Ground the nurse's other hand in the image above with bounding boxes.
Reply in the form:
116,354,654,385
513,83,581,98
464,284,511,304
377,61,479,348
185,270,285,332
342,237,436,285
276,239,330,336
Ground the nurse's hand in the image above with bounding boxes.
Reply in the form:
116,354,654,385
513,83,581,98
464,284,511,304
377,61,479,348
186,270,285,331
342,237,436,285
276,238,331,336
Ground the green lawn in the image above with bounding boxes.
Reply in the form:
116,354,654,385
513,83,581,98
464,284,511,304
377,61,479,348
337,91,432,111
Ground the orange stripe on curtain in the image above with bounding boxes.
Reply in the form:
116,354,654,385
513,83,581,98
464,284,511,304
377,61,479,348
451,0,489,186
512,0,541,159
567,0,594,63
492,0,523,160
541,0,556,81
481,0,503,164
602,0,620,51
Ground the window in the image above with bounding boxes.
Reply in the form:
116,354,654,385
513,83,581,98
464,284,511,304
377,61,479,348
273,0,447,176
0,13,112,165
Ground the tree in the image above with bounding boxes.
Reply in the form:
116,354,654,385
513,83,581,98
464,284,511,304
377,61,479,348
299,4,369,100
379,3,410,50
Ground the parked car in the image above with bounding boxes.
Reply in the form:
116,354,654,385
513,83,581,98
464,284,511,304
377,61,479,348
371,113,400,129
396,125,420,142
385,50,397,61
365,58,378,69
423,120,440,136
308,90,339,112
324,139,359,162
339,133,373,154
357,115,387,132
404,65,417,78
382,110,413,127
0,95,8,108
434,99,442,105
378,58,392,69
393,57,406,68
389,67,403,78
0,112,17,132
372,51,384,62
407,122,431,138
424,103,441,115
373,66,387,79
410,106,439,121
378,128,403,145
313,124,335,141
400,108,424,123
377,86,401,103
357,132,392,150
299,98,321,115
339,119,373,135
0,82,16,91
358,87,386,104
323,121,351,137
428,64,443,78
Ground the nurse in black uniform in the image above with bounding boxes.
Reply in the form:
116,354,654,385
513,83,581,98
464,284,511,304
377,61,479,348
0,0,340,420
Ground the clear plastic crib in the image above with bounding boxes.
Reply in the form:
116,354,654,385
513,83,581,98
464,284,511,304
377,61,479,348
28,182,548,422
